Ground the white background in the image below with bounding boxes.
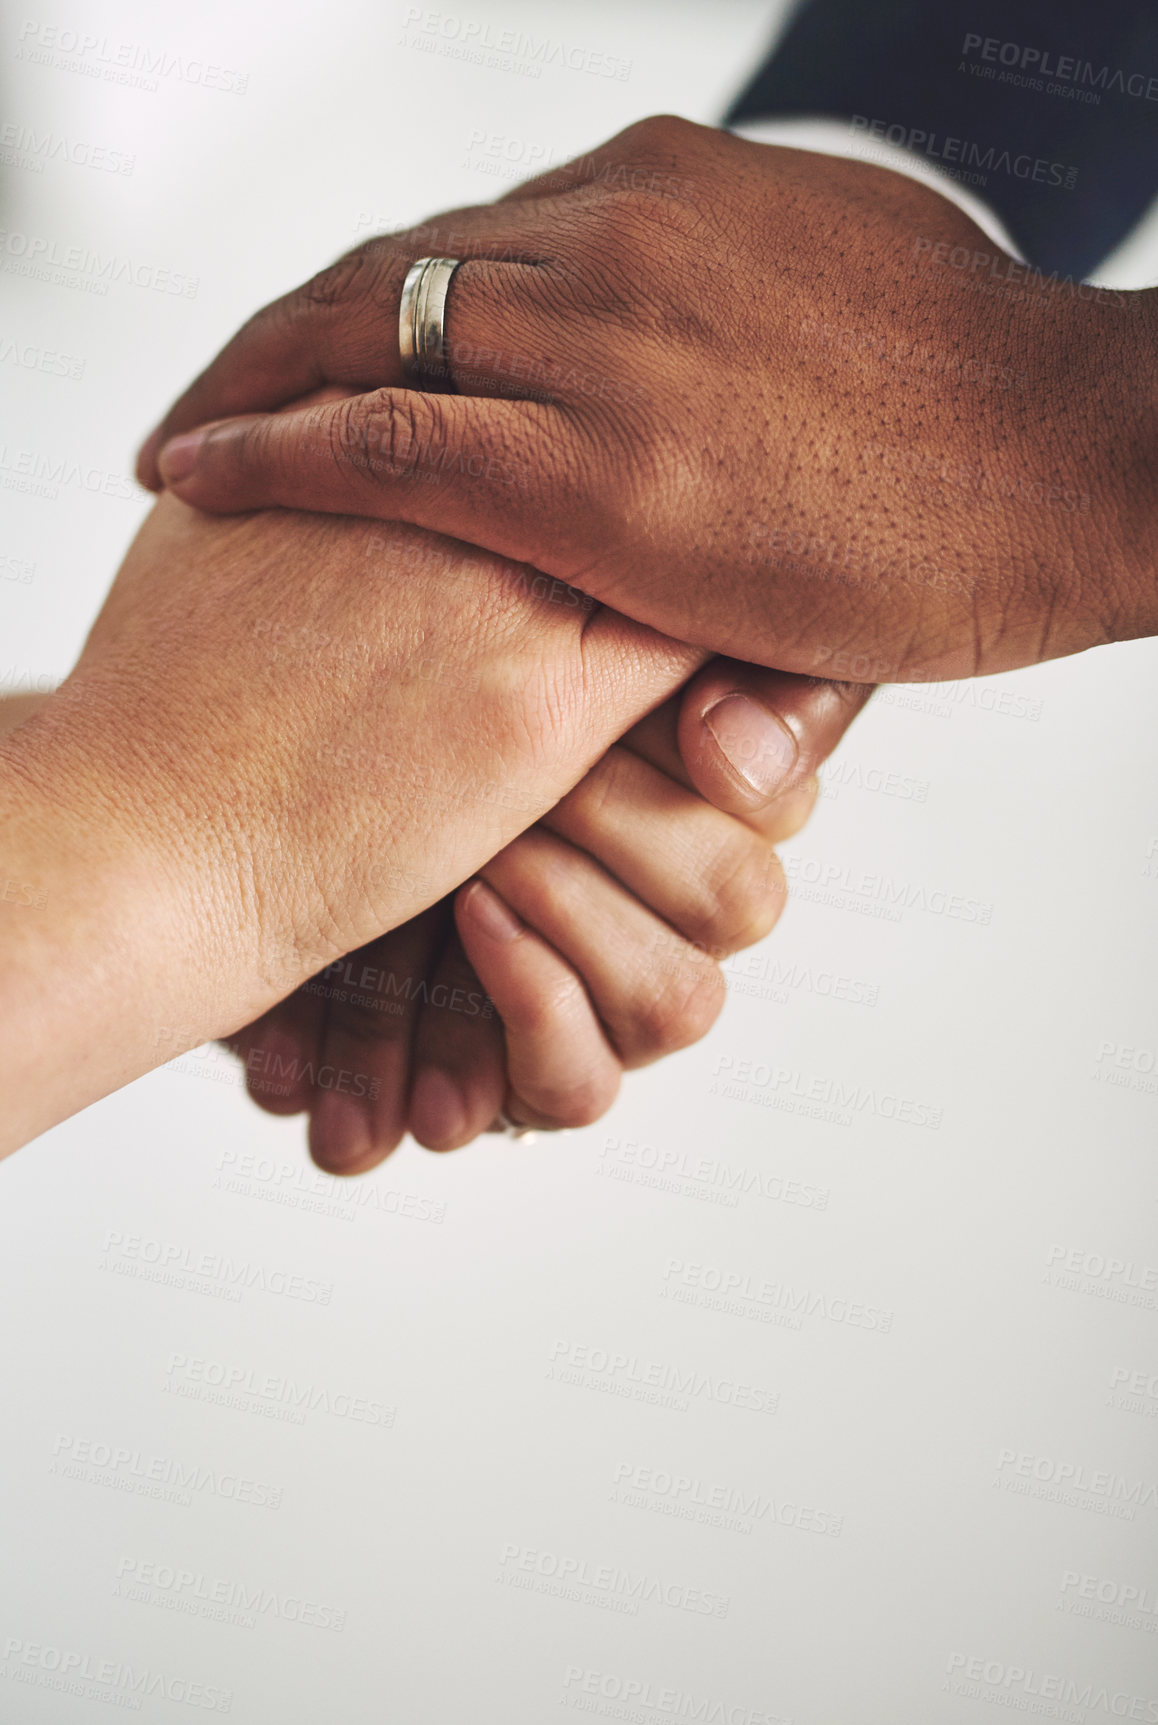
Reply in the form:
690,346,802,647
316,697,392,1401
1,3,1157,1721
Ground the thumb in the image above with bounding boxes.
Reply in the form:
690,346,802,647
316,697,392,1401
677,661,873,822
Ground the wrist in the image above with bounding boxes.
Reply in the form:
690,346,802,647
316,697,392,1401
0,682,256,1154
1073,287,1158,648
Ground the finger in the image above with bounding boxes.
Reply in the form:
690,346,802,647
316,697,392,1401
406,930,506,1151
677,662,874,823
612,690,690,786
136,213,573,488
477,829,727,1069
622,698,822,846
752,776,822,848
153,390,582,576
576,675,820,852
308,906,445,1176
454,879,621,1130
541,742,785,957
225,985,325,1116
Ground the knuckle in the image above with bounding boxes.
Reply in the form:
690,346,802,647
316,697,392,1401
620,112,698,154
559,743,630,825
692,838,786,954
521,1069,616,1130
502,964,588,1043
301,246,375,311
333,390,434,481
235,413,289,484
573,201,662,306
630,958,726,1062
603,182,700,247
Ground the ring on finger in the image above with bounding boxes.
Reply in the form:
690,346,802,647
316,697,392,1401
398,255,463,387
489,1108,567,1142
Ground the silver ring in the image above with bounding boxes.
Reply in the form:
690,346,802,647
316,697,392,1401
492,1109,538,1142
398,255,462,386
490,1110,568,1142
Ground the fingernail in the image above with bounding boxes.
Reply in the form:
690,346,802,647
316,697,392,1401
309,1091,372,1173
703,695,798,799
135,427,163,490
462,879,523,942
157,430,204,486
409,1068,467,1148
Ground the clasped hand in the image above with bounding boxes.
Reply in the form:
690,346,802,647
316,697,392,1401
141,115,1158,681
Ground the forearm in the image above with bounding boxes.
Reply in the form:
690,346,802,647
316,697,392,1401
0,694,249,1157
